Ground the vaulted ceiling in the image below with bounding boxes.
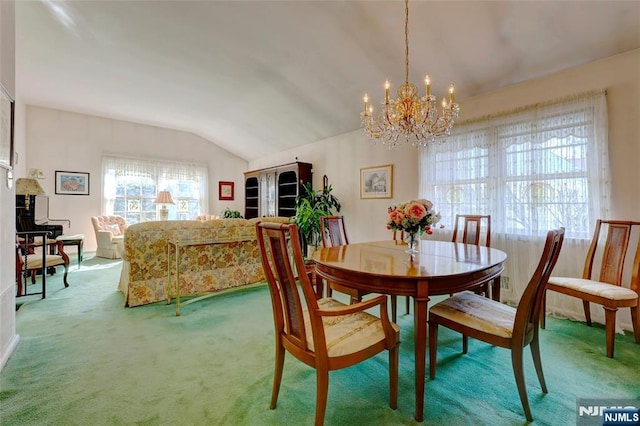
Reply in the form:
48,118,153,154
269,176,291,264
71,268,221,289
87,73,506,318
16,1,640,161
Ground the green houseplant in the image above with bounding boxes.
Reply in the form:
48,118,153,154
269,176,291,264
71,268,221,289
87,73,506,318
222,208,243,219
292,182,341,257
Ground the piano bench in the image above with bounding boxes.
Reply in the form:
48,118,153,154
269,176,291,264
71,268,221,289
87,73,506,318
56,234,84,267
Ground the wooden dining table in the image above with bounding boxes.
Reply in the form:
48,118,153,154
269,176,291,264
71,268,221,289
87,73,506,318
312,239,507,422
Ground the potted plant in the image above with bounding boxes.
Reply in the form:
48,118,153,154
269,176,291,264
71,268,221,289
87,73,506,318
292,182,341,257
221,208,243,219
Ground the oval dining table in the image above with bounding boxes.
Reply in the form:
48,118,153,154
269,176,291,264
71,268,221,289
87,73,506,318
312,239,508,422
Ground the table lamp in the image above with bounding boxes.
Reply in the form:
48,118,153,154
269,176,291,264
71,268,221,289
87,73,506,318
15,177,46,210
154,190,174,220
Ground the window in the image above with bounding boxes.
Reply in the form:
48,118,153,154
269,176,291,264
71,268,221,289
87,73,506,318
102,155,209,224
420,91,609,240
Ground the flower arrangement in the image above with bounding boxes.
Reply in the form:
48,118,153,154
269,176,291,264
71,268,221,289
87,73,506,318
387,199,441,251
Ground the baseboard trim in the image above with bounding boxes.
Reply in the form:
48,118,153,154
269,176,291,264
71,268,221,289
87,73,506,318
0,333,20,372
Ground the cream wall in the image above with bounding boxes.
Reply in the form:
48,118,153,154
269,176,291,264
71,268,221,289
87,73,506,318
0,0,17,371
23,106,249,252
250,49,640,241
459,49,640,219
249,131,419,243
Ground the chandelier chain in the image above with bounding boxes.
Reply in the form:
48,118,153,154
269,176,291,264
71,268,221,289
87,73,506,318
405,0,409,86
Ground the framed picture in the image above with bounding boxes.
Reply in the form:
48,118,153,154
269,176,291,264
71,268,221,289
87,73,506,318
360,164,393,199
219,181,234,200
55,171,90,195
0,83,15,170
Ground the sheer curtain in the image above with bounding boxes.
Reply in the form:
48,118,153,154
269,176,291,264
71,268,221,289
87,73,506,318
102,155,209,224
419,91,628,330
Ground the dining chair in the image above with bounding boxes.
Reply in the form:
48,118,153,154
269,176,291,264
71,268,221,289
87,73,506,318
257,221,400,425
451,214,491,247
428,228,565,422
452,214,493,298
541,219,640,358
322,216,403,321
320,216,371,301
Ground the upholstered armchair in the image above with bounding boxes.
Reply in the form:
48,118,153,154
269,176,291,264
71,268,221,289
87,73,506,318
91,215,127,259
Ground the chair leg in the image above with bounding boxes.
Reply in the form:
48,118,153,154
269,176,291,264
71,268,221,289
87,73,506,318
428,321,438,379
315,368,329,426
530,331,547,393
604,306,618,358
511,347,533,422
391,295,397,323
631,305,640,344
583,300,592,326
389,343,399,410
540,290,547,329
462,335,469,354
62,265,70,288
16,272,24,296
405,296,410,315
270,342,285,409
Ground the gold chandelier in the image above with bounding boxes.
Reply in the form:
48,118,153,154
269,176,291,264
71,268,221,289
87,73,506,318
361,0,460,148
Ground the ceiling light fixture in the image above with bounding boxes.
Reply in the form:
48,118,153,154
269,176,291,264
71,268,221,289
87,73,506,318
361,0,460,148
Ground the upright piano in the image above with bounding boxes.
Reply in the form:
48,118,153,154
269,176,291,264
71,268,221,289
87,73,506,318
16,195,69,239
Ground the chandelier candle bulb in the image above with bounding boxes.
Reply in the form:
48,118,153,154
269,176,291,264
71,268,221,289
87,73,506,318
449,84,455,104
425,75,431,97
363,94,369,116
385,80,390,104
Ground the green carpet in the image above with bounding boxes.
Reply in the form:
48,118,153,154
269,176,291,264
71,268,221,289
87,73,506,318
1,255,638,425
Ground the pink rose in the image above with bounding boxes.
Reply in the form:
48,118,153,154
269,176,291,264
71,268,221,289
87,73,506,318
418,199,433,210
388,209,405,226
404,202,427,220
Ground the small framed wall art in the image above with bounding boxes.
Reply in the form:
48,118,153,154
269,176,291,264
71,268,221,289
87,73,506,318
219,181,234,200
360,164,393,199
55,171,90,195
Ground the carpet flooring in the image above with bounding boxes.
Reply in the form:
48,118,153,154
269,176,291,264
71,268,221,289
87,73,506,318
1,254,638,425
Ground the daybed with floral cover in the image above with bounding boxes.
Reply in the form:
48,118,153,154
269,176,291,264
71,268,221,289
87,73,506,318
118,217,290,307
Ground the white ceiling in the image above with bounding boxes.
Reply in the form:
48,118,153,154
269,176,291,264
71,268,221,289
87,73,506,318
16,1,640,161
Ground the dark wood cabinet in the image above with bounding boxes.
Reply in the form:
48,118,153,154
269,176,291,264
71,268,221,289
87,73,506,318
244,162,312,219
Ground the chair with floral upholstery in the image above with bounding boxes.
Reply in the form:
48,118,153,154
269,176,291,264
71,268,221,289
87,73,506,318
91,215,127,259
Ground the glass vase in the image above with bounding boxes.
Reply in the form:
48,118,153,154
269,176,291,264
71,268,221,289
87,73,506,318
405,231,419,254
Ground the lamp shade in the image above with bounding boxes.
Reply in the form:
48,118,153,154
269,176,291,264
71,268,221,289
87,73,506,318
15,178,45,196
154,190,175,205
